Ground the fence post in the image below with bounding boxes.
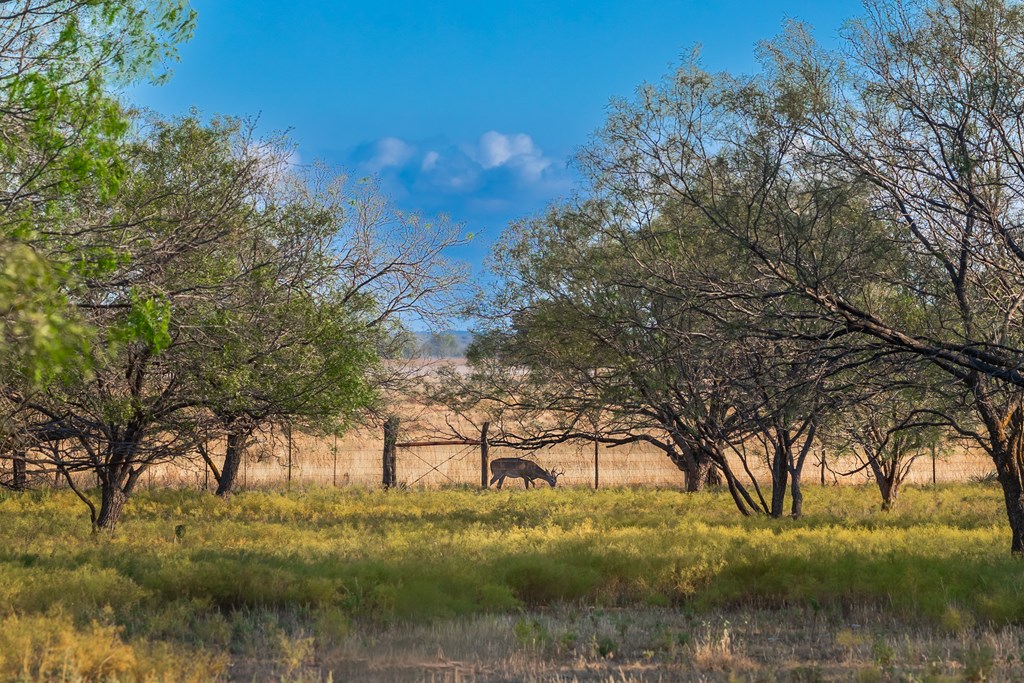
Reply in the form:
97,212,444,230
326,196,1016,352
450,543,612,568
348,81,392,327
480,422,490,488
820,448,826,486
594,438,599,489
286,422,293,491
382,416,399,489
333,433,338,487
932,443,937,486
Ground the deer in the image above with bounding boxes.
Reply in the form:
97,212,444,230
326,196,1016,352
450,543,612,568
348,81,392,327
488,457,564,489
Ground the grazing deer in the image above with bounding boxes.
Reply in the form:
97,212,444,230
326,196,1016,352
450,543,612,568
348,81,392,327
489,458,564,489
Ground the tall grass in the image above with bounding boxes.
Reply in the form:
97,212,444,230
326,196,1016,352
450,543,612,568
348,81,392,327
0,483,1018,679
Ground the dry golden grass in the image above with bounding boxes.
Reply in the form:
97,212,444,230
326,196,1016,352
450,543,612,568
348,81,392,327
7,392,996,494
132,424,995,492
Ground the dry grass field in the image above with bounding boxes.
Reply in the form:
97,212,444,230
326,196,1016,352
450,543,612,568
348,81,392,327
130,424,995,493
3,359,997,493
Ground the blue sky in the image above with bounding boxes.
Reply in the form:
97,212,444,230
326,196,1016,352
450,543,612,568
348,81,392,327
129,1,857,270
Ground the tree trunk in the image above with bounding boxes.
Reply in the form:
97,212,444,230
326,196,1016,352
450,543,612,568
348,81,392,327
770,439,789,519
123,467,143,496
10,451,26,490
973,391,1024,554
993,460,1024,554
864,447,899,511
672,445,718,492
790,468,804,519
703,463,722,488
687,456,716,492
877,470,900,511
96,483,127,531
1000,478,1024,555
789,420,815,520
720,462,753,516
95,434,141,531
992,446,1024,554
881,482,899,511
712,448,758,516
216,430,247,497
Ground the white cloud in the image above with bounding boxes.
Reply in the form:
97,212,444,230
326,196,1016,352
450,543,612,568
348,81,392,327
365,137,415,172
473,131,553,183
507,152,552,182
348,131,575,220
476,131,538,169
421,150,440,171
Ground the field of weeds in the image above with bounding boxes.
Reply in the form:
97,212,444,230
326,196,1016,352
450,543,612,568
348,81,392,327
2,483,1024,681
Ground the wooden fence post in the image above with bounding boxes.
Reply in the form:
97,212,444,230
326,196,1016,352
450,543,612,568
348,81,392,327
594,438,599,490
286,422,293,491
480,422,490,488
932,443,937,486
820,448,826,486
382,416,399,489
333,433,338,487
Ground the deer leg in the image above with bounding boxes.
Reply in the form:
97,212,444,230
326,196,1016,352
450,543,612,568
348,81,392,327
489,474,499,486
496,476,505,489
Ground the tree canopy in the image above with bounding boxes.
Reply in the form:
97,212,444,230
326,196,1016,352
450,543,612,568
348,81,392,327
456,0,1024,551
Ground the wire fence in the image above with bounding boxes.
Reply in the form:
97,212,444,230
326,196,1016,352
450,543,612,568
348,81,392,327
1,427,999,492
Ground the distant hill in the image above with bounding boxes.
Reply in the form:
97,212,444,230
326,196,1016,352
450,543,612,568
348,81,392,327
411,330,473,358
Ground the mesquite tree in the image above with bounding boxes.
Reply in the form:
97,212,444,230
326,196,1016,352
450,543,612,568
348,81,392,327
727,340,832,519
826,362,958,510
447,199,833,506
191,171,467,497
0,1,194,476
761,0,1024,549
24,116,290,528
579,0,1024,552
